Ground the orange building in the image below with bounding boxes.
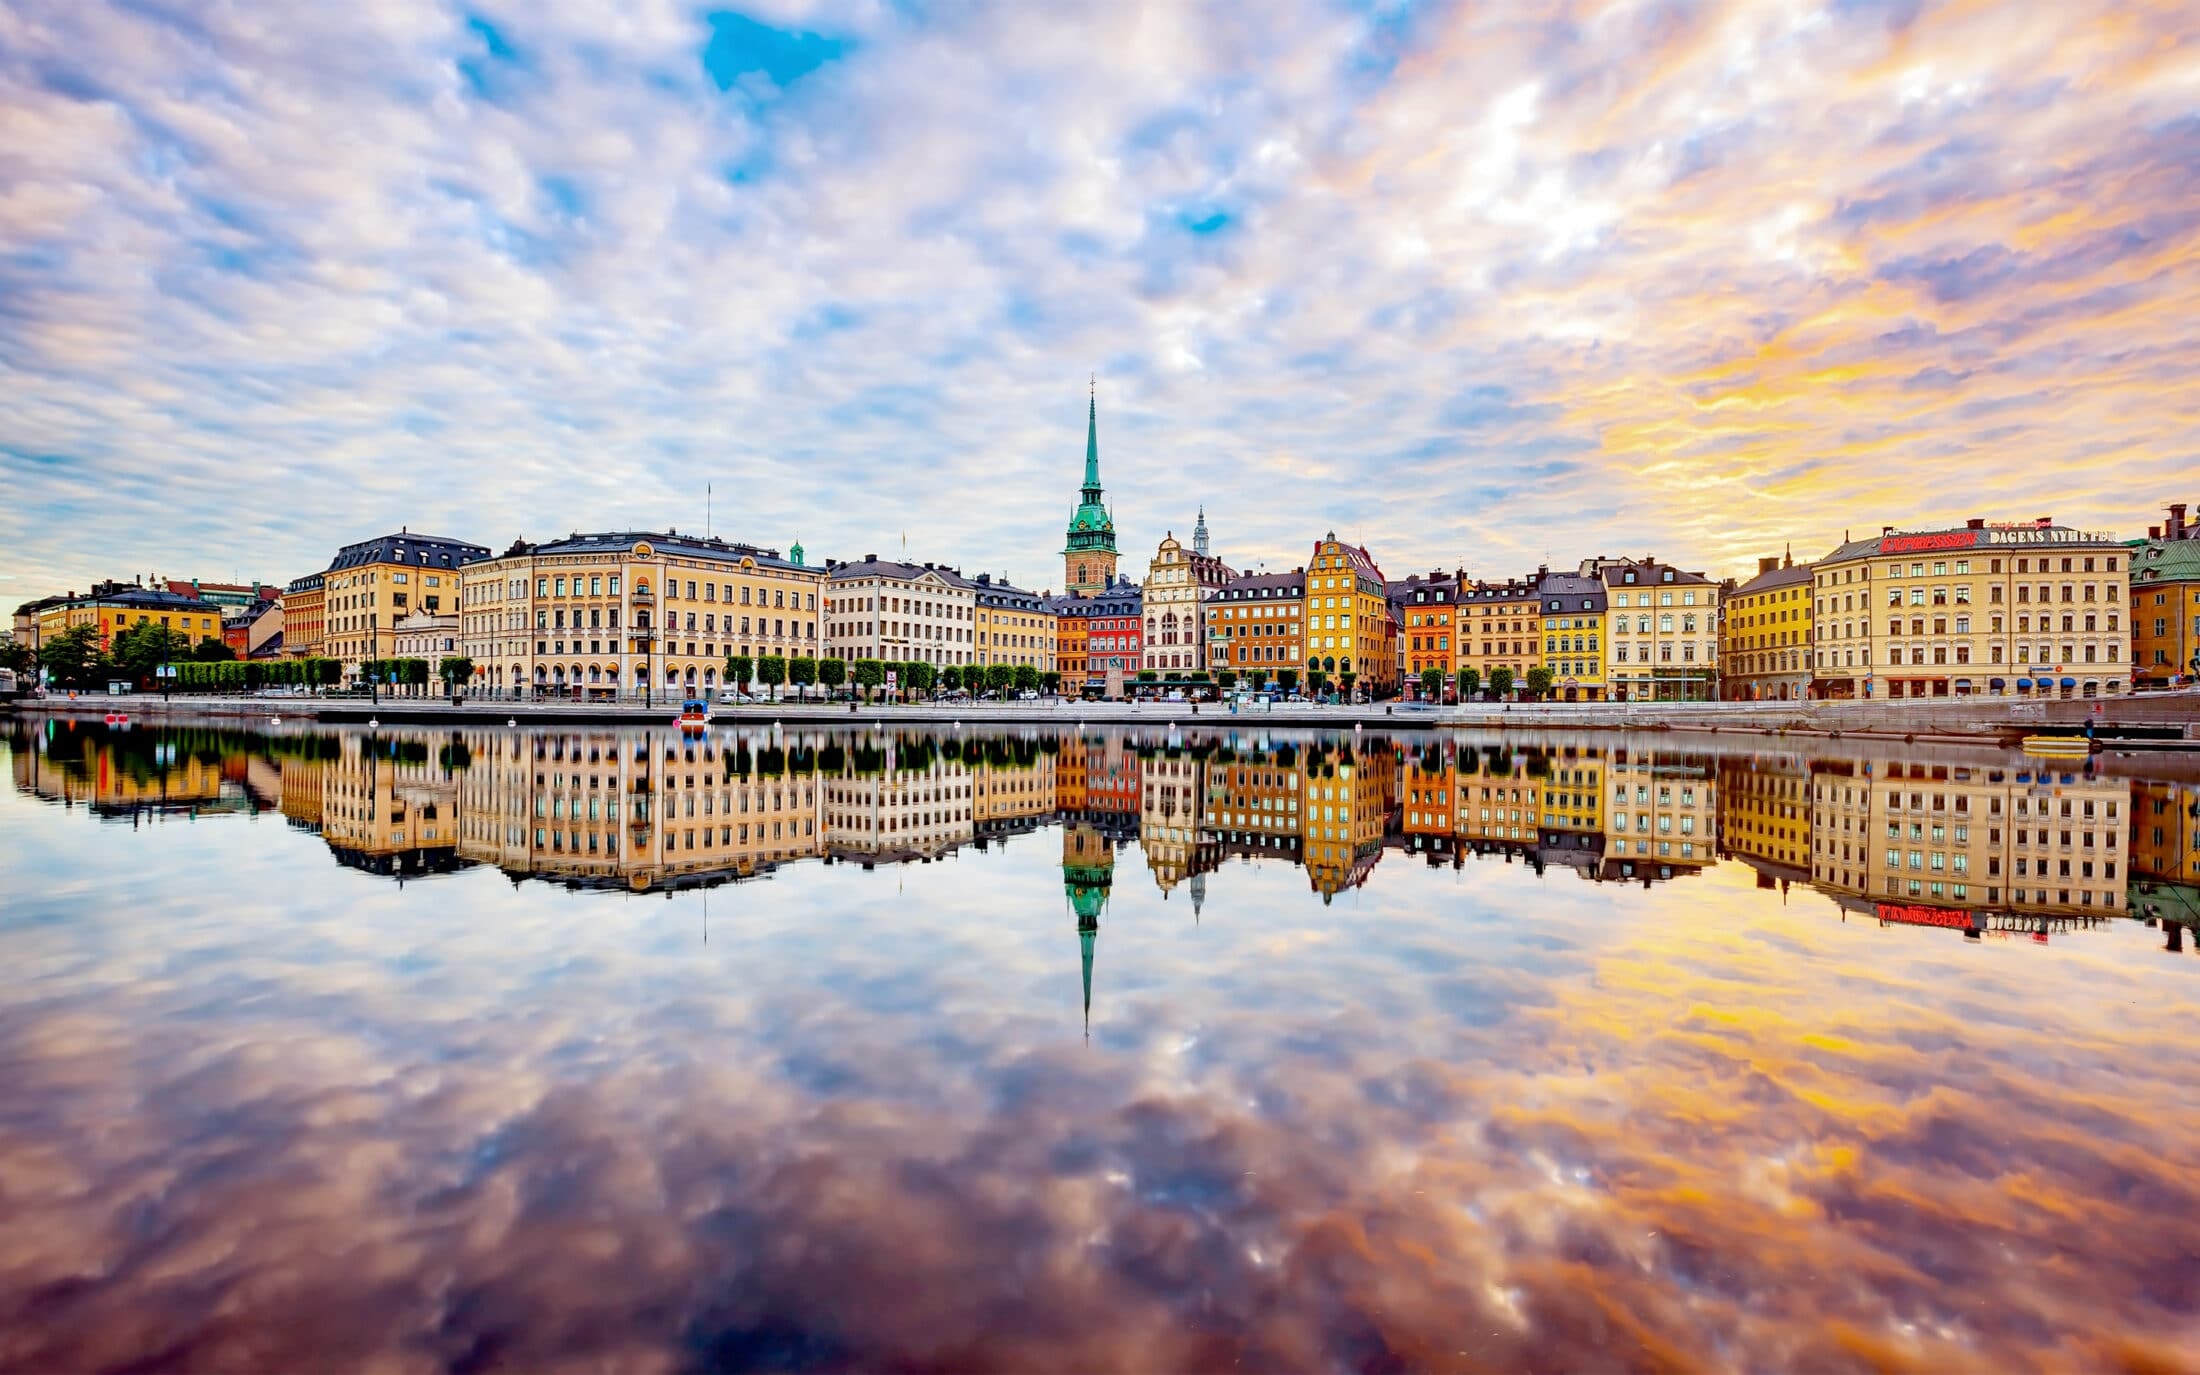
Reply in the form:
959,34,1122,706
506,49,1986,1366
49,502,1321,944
1304,532,1396,697
281,573,326,657
1211,568,1305,685
1390,570,1460,698
2130,524,2200,688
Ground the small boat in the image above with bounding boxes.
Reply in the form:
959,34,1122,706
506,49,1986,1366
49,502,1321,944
2021,734,2095,757
677,697,712,732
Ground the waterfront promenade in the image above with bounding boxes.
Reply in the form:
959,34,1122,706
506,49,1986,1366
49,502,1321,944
11,690,2197,747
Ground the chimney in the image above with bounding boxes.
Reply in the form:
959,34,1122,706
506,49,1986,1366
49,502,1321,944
1758,556,1778,575
1965,518,1985,530
864,554,877,563
2150,526,2162,540
1882,525,1894,537
2170,503,2189,539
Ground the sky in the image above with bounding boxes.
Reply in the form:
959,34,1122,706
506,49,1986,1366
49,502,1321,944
1,0,2196,602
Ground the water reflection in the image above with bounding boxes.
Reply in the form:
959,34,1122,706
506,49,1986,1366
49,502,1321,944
3,721,2199,1370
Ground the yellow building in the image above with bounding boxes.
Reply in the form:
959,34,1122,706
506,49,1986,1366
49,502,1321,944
1300,742,1391,900
323,532,488,681
1538,570,1608,701
1716,755,1812,885
463,531,823,701
37,580,225,652
1720,555,1813,700
1204,750,1304,864
1304,532,1396,695
971,575,1058,677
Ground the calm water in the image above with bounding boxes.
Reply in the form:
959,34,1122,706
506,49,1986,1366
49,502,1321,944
2,720,2197,1373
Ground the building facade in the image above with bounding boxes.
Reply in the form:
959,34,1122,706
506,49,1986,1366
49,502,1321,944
1211,569,1305,684
2130,536,2200,688
1457,576,1541,695
1062,391,1120,597
1808,757,2126,918
462,531,821,701
1052,580,1141,695
1595,557,1718,701
38,581,225,652
1304,533,1396,695
323,531,489,681
971,575,1057,676
281,573,325,658
823,556,976,672
1392,571,1460,697
1539,570,1609,701
1141,529,1229,675
1721,555,1814,700
1811,518,2131,699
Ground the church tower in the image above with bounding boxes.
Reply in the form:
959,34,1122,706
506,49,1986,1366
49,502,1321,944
1193,505,1210,557
1062,385,1119,596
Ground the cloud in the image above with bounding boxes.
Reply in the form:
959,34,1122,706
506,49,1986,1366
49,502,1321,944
0,0,2194,600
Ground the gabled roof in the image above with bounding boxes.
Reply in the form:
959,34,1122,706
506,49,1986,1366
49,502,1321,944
1217,570,1305,598
2132,538,2200,581
1537,571,1608,610
1732,562,1814,596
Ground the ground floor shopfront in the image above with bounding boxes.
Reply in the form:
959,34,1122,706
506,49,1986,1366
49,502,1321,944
1814,674,2125,700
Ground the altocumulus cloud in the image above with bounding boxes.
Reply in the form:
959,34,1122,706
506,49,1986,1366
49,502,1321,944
0,0,2196,595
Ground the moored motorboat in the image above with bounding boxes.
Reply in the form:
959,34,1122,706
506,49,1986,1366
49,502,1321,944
2021,734,2095,757
677,697,712,731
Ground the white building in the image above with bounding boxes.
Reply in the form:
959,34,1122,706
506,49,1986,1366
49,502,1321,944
823,556,978,668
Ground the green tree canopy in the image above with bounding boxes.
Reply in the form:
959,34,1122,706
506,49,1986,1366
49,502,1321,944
1489,666,1515,697
851,658,885,699
190,636,236,662
1526,666,1554,699
985,663,1014,693
941,664,963,692
904,660,937,697
112,622,192,684
439,656,474,691
756,654,788,699
1217,668,1237,690
1011,664,1039,693
1276,667,1299,692
1420,667,1445,699
818,657,846,692
1040,670,1060,694
788,656,817,696
1457,666,1482,699
725,653,754,693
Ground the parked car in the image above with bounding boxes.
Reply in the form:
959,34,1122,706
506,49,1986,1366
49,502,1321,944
1284,692,1308,703
716,688,756,704
1018,689,1040,700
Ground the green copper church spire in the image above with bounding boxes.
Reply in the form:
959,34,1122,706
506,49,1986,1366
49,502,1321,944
1062,379,1119,596
1082,388,1102,495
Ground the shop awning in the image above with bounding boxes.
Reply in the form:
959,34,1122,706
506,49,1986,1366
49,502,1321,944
1990,678,2007,689
2015,678,2034,689
2060,677,2077,687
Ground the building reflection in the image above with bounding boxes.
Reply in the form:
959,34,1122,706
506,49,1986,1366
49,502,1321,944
10,722,2194,959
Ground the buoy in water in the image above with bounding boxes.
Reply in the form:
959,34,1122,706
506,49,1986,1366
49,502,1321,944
508,718,518,727
368,718,379,728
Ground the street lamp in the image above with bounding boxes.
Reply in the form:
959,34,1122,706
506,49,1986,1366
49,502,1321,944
637,629,655,709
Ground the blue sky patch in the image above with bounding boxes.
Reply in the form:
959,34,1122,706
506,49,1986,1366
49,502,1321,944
701,11,848,93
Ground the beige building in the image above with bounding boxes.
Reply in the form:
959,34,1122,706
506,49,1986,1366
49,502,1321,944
323,531,488,681
1592,557,1719,702
823,555,977,672
822,757,977,862
1602,746,1717,877
1811,518,2131,699
1808,757,2125,920
462,531,822,701
392,611,459,677
1141,524,1230,676
971,574,1057,677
